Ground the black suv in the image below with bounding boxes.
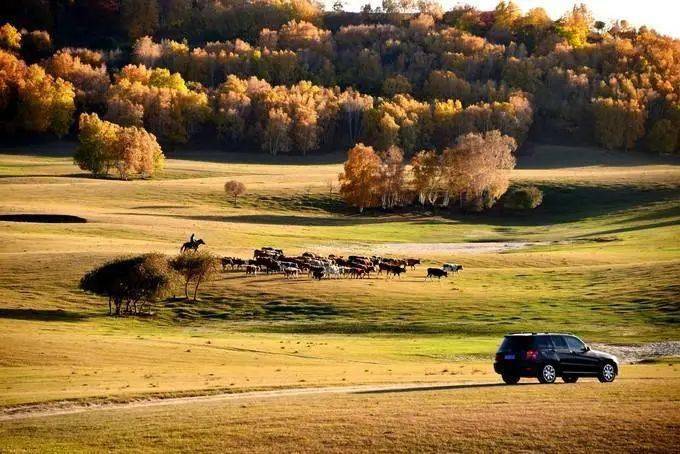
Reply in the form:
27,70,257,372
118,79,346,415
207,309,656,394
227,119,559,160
494,333,619,384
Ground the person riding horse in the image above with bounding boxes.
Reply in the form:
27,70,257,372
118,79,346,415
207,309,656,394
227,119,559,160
180,233,205,253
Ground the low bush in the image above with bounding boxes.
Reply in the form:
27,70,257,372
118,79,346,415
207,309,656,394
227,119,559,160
503,185,543,210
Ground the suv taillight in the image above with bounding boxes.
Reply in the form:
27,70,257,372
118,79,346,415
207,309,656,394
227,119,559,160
525,349,539,361
495,353,502,361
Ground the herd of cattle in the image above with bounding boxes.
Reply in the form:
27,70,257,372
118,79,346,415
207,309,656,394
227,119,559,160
220,247,463,281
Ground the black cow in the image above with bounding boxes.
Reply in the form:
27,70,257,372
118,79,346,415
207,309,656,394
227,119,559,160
387,265,406,278
426,268,448,280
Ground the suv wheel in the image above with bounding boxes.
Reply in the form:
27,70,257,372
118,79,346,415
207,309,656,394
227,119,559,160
562,375,578,383
598,362,616,383
502,374,520,384
537,363,557,384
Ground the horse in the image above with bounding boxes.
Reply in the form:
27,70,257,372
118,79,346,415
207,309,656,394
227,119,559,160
180,238,205,253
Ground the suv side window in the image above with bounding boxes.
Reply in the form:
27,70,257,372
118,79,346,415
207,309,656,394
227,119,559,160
551,335,569,350
565,336,586,352
534,335,553,349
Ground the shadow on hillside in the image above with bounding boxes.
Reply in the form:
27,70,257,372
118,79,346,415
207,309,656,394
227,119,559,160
433,182,680,228
516,143,680,169
0,308,87,322
0,214,87,223
0,140,75,158
166,297,342,321
575,219,680,237
169,213,415,227
165,149,348,166
135,181,680,230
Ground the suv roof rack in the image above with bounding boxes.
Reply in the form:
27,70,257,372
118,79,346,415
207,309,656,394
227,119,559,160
506,332,575,336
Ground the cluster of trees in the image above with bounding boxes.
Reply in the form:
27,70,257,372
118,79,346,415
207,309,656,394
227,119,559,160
339,130,517,212
0,48,75,137
212,75,532,156
80,250,219,315
105,64,210,144
74,113,164,179
133,36,316,87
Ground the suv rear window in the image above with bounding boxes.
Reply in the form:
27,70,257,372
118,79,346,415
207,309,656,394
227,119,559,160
498,335,552,351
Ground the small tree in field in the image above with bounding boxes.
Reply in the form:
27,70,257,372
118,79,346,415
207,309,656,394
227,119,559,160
224,180,246,202
80,253,176,316
170,251,219,301
338,143,382,213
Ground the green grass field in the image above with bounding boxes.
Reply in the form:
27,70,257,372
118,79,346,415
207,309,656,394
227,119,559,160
0,141,678,450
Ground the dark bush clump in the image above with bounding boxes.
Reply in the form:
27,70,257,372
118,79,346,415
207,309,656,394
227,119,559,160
503,186,543,210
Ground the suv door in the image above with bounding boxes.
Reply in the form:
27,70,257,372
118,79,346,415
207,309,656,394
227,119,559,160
550,335,579,373
564,335,600,374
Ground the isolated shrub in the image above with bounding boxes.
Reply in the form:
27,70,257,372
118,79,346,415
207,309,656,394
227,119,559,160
170,251,219,301
224,180,246,201
80,253,176,316
503,185,544,210
75,113,164,179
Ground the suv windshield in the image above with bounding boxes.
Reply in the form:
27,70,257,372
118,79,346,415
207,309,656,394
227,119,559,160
498,335,552,351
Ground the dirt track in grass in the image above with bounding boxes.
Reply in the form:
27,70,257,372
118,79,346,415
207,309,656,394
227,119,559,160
0,381,493,421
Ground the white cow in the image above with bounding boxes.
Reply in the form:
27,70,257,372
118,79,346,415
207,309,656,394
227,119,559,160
324,264,340,279
443,263,463,273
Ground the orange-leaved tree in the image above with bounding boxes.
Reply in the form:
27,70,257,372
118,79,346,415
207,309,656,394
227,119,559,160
338,143,382,213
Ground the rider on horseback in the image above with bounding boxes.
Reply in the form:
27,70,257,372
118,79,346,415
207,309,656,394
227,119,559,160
181,233,205,253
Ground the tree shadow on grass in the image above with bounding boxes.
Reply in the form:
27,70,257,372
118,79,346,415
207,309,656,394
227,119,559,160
165,297,342,322
157,182,679,229
515,143,680,169
434,182,680,228
0,308,88,322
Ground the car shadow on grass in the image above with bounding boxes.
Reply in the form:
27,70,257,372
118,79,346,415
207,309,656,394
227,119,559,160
353,382,547,395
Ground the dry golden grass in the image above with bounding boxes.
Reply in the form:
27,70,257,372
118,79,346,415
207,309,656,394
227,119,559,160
1,364,678,453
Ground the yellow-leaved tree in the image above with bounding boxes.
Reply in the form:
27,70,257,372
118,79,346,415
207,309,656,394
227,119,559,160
339,143,382,213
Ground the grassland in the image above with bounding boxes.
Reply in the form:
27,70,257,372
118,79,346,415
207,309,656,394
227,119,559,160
0,140,679,447
1,363,678,452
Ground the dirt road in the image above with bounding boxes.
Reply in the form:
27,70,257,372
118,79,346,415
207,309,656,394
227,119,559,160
0,381,499,422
